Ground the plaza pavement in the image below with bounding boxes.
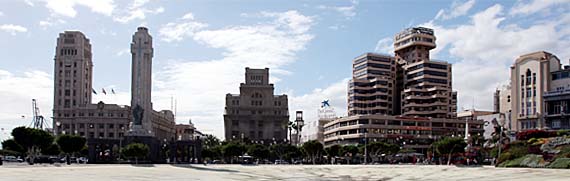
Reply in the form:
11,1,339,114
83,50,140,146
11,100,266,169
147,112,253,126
1,163,570,181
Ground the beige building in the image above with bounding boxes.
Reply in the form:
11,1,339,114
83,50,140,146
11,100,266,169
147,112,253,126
510,51,561,131
53,28,175,143
224,68,289,142
323,115,483,153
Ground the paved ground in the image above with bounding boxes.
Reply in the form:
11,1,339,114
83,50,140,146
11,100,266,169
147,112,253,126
1,163,570,180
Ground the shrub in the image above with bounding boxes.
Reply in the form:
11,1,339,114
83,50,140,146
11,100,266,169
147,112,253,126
548,158,570,169
516,130,557,140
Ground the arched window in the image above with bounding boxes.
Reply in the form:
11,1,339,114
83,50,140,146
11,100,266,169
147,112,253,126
525,69,532,85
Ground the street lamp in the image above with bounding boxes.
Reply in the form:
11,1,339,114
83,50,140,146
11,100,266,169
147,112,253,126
364,132,368,165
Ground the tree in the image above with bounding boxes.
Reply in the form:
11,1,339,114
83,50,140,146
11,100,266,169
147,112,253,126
363,142,399,163
1,139,25,154
247,144,269,161
302,140,324,164
121,143,149,164
203,134,221,149
11,127,54,164
432,137,467,165
42,144,61,156
202,145,223,161
222,142,245,164
56,135,86,164
325,145,341,158
341,145,359,164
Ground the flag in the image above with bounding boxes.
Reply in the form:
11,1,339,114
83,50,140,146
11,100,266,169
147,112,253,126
111,89,115,94
92,88,97,95
102,88,107,95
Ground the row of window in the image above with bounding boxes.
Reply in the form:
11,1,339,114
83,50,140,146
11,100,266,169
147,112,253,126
60,130,124,139
58,112,125,118
61,123,125,130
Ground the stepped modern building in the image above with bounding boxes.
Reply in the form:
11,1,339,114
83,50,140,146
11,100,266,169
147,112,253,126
224,68,289,142
325,27,475,152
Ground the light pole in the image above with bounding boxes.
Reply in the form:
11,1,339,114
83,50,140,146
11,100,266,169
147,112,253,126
364,132,368,165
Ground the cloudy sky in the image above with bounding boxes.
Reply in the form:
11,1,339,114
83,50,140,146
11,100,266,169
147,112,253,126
0,0,569,141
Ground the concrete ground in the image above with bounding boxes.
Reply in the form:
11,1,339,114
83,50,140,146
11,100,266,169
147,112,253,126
1,163,570,181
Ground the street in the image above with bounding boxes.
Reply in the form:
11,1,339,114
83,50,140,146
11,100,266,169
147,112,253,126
1,163,570,180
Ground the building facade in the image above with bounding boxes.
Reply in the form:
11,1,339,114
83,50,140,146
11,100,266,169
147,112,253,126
543,66,570,130
323,115,483,153
348,53,396,116
52,28,177,163
394,27,455,119
224,68,289,142
510,51,561,131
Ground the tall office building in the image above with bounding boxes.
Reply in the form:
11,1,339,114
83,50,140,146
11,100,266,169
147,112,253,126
53,31,93,111
348,53,396,116
331,27,465,151
224,68,289,142
130,27,154,136
394,27,454,118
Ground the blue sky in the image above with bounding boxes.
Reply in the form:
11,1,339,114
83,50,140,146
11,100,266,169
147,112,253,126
0,0,569,140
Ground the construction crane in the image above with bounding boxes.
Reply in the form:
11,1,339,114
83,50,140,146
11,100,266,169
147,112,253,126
30,99,49,129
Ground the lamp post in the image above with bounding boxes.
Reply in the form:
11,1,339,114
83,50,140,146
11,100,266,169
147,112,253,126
295,111,304,146
364,132,368,165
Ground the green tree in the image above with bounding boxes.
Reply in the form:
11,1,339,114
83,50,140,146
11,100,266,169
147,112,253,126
42,144,61,155
203,134,221,149
341,145,359,164
363,142,399,163
432,137,467,165
302,140,324,164
121,143,149,164
1,139,25,154
56,135,86,164
325,145,341,158
222,142,245,164
11,127,54,164
202,145,223,161
247,144,269,161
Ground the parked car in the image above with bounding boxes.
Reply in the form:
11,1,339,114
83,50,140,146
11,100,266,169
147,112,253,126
211,160,224,164
274,160,289,164
78,157,88,164
4,156,23,162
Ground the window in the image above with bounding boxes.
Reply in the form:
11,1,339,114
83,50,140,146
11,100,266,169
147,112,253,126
89,124,94,128
99,132,104,138
98,124,104,129
108,124,114,129
108,132,114,138
79,123,85,128
532,73,536,84
553,120,561,128
89,132,94,138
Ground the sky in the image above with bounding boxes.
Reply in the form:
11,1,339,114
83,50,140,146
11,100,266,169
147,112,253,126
0,0,569,141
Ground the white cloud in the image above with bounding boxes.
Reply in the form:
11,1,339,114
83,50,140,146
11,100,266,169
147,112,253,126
0,11,3,16
24,0,35,6
420,4,570,111
116,48,130,56
39,18,66,29
288,78,349,125
510,0,570,16
374,37,393,55
0,70,52,141
435,0,476,20
39,0,115,18
158,12,208,42
153,10,314,138
0,24,28,35
318,0,359,18
113,0,165,23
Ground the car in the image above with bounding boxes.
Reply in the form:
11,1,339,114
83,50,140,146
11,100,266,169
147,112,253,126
78,157,88,164
211,160,224,164
274,160,289,165
4,156,23,162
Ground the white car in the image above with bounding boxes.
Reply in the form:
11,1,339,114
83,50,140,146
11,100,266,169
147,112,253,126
4,156,23,162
